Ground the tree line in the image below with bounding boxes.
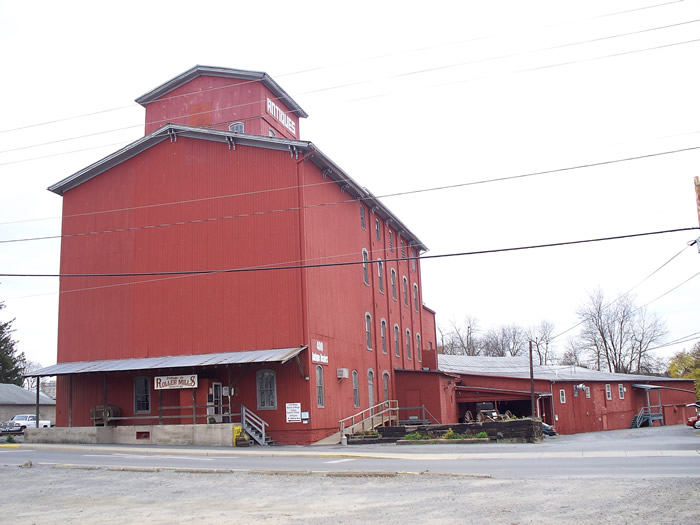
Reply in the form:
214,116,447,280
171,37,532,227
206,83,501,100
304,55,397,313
438,288,674,376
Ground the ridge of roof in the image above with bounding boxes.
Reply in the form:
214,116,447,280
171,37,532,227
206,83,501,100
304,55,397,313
134,65,309,118
46,123,427,251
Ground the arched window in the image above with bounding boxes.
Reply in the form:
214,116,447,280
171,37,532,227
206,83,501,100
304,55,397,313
375,218,381,241
377,260,384,293
391,269,397,300
401,240,406,258
393,324,400,357
367,369,375,409
256,369,277,410
411,249,417,272
402,276,408,306
362,249,369,285
316,365,325,408
382,371,390,401
389,230,394,251
365,313,372,350
352,370,360,408
416,333,422,362
406,329,412,360
413,283,419,311
360,205,366,230
380,319,387,354
229,121,244,133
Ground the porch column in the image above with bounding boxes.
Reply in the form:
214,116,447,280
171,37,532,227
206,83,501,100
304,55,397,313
35,377,40,427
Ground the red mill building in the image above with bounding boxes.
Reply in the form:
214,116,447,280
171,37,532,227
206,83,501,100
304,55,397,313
28,66,695,445
32,66,439,445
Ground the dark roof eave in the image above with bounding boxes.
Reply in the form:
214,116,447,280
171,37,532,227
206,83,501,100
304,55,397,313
134,65,309,118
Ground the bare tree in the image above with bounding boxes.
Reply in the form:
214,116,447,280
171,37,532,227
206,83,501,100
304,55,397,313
528,320,556,365
575,289,667,374
560,338,586,367
483,324,526,357
438,316,480,355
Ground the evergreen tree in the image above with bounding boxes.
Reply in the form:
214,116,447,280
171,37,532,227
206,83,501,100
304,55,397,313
0,300,25,386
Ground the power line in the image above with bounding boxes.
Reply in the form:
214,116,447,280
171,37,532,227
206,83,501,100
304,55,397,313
1,144,699,240
0,1,684,136
3,22,698,158
1,227,697,278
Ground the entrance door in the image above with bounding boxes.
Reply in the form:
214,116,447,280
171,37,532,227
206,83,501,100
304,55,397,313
212,382,223,423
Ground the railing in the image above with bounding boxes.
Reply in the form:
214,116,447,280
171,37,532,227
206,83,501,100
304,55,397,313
339,400,399,436
240,404,269,445
398,405,441,425
632,405,664,428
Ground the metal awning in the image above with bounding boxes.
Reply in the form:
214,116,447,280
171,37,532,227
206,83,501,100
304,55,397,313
25,346,307,377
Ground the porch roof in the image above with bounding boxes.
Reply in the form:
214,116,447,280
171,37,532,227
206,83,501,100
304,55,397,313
25,346,307,377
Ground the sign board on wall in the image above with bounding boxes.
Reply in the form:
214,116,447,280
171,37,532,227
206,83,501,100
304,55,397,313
312,338,328,365
286,402,302,423
154,375,198,390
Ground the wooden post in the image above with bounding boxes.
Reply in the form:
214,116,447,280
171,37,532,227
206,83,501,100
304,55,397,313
69,375,73,427
103,374,108,425
158,389,163,425
35,377,41,428
529,340,536,419
192,387,197,425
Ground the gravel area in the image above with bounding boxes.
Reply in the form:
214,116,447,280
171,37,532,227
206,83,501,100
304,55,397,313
4,465,698,524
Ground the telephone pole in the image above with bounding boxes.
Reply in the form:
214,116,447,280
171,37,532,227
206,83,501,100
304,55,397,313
529,340,536,419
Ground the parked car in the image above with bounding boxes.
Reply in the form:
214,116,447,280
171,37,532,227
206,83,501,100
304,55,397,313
687,415,700,429
541,422,558,436
0,414,51,432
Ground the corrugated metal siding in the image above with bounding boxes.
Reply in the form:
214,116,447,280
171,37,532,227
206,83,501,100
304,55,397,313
58,139,303,364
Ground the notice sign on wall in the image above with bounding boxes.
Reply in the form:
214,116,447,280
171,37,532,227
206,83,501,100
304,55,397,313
154,374,198,390
286,402,302,423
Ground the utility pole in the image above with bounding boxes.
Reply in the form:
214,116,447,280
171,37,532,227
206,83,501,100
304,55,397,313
695,176,700,252
529,340,536,419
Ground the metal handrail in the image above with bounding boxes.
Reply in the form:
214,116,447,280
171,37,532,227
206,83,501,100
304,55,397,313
240,404,268,445
339,400,399,436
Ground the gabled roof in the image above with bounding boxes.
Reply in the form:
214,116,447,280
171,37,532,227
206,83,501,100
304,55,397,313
0,383,55,405
135,65,309,118
438,355,689,384
47,124,427,251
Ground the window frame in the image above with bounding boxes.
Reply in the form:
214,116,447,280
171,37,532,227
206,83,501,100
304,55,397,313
352,370,360,408
605,384,612,400
402,276,408,307
389,230,394,251
394,324,400,357
391,269,397,300
416,333,422,362
382,371,390,402
618,383,625,400
411,249,416,272
401,240,406,258
380,319,387,354
413,283,419,311
365,312,373,350
360,205,366,230
406,328,412,360
134,376,150,414
559,389,566,404
362,249,369,286
375,218,381,241
256,369,277,410
229,121,244,133
316,365,325,408
377,259,384,293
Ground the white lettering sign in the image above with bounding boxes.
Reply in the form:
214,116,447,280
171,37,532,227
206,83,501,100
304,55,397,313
286,402,302,423
154,374,198,390
266,98,296,135
311,352,329,364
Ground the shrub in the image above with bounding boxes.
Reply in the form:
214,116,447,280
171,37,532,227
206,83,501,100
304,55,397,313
475,431,488,439
443,428,458,440
5,434,16,443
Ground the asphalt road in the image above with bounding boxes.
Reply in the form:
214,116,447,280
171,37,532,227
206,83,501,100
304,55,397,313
2,425,699,524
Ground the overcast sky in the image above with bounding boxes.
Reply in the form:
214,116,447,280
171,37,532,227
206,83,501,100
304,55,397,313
1,0,699,368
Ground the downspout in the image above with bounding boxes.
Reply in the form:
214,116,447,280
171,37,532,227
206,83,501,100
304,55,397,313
295,156,311,399
550,381,556,426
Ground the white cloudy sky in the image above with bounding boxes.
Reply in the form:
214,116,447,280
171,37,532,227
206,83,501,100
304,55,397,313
1,0,699,367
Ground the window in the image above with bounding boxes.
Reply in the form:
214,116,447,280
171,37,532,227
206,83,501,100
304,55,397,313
134,377,150,413
391,269,397,300
375,218,381,241
256,369,277,410
411,249,416,272
383,371,390,401
362,249,369,285
394,324,400,357
618,384,625,400
367,369,375,408
574,386,579,397
559,389,566,404
401,240,406,258
416,333,422,362
268,128,276,137
381,319,387,354
389,230,394,251
605,384,612,400
360,205,366,230
413,283,419,311
316,365,325,408
377,260,384,293
585,386,591,398
352,370,360,408
402,277,408,306
365,313,372,350
406,329,412,360
229,121,244,133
